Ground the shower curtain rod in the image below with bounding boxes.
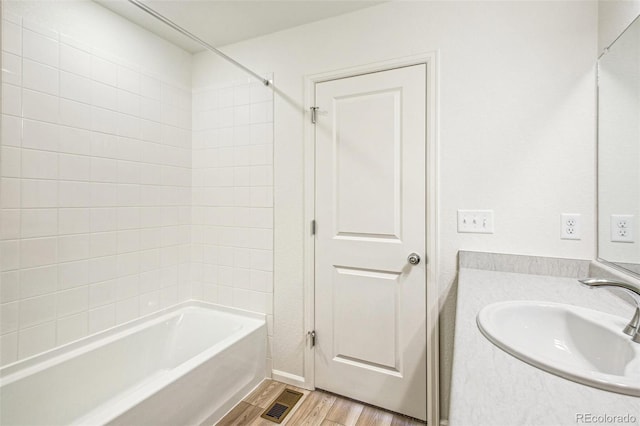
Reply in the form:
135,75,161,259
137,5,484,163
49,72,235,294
127,0,271,86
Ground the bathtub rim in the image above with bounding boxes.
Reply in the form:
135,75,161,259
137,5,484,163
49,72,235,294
73,306,267,426
0,300,266,380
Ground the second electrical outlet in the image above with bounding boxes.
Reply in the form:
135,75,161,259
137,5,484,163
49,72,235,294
610,214,634,243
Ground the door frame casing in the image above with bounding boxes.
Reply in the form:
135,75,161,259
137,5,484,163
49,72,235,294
302,52,440,426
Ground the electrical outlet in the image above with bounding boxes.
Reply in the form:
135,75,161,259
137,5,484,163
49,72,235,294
457,210,494,234
561,213,581,240
611,214,634,243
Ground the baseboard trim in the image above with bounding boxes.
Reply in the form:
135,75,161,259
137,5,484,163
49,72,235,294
272,370,310,390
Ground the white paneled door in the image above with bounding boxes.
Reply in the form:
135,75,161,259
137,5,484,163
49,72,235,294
314,64,427,420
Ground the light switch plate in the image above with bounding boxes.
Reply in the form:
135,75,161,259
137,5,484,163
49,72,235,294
457,210,494,234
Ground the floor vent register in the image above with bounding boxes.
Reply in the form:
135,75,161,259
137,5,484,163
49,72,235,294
260,388,304,423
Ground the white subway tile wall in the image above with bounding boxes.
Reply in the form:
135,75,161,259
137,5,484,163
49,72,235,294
0,13,192,365
191,77,274,370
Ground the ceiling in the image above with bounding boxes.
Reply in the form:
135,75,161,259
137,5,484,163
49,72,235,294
95,0,385,53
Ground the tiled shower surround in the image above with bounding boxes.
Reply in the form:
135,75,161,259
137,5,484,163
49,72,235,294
0,9,274,368
0,12,197,365
191,78,274,369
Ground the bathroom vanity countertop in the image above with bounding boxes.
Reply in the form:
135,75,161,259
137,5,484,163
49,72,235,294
449,268,640,426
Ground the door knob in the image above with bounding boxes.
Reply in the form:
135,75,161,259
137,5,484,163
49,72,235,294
407,253,420,265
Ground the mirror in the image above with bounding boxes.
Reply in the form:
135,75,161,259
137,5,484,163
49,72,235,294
598,15,640,278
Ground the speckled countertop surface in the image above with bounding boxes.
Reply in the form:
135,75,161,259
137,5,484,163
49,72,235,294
449,268,640,426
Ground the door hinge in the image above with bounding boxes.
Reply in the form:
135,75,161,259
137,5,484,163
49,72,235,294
311,219,316,235
310,106,319,124
308,330,316,347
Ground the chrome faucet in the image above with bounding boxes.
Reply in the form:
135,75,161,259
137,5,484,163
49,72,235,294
578,278,640,344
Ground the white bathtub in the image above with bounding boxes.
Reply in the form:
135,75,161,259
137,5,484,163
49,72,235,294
0,301,267,426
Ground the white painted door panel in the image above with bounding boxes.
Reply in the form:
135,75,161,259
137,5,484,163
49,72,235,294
314,64,427,420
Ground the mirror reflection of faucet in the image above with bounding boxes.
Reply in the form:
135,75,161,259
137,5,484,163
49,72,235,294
578,278,640,344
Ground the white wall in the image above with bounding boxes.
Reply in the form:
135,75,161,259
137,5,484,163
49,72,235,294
0,0,192,365
598,0,640,53
192,1,598,417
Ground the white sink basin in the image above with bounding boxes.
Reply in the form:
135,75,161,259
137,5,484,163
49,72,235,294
477,301,640,396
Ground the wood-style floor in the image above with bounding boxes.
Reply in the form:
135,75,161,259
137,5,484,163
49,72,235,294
216,379,426,426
